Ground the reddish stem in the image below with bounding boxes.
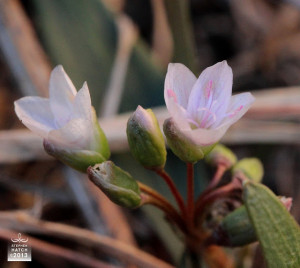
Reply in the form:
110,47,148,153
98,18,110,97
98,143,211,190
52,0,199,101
155,169,186,217
140,193,186,233
187,163,195,226
195,178,241,223
195,164,227,210
207,164,227,191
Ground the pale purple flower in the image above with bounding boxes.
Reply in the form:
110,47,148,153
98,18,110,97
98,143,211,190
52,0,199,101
164,61,255,146
15,66,94,150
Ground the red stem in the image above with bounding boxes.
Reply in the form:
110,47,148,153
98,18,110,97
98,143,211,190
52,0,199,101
187,163,194,226
155,169,186,217
206,164,227,191
195,178,241,221
195,164,227,209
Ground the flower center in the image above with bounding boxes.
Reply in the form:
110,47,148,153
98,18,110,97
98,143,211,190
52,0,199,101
188,80,218,129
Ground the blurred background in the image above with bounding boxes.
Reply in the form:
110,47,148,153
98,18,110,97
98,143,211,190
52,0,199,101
0,0,299,267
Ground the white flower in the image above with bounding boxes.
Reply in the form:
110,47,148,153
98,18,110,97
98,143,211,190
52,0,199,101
164,61,255,146
15,65,95,150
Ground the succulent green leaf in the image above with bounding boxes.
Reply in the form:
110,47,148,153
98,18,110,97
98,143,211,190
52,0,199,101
88,161,141,208
243,181,300,268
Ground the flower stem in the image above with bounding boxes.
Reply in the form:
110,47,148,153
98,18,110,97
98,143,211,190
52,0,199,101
206,164,227,191
155,169,186,217
138,181,178,215
195,178,241,223
139,182,186,232
194,164,227,210
186,163,195,226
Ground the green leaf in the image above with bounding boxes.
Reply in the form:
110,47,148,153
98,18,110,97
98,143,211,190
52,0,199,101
243,181,300,268
28,0,165,112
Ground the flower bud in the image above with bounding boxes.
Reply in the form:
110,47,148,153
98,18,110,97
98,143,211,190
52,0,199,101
211,205,257,247
211,196,292,247
88,161,141,208
163,118,215,163
279,196,293,211
44,140,106,172
205,144,237,169
232,158,264,182
127,106,166,169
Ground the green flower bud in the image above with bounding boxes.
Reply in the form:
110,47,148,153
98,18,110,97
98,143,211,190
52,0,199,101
87,161,141,208
212,205,257,247
163,118,215,163
44,140,106,172
205,144,237,169
232,158,264,182
127,106,166,169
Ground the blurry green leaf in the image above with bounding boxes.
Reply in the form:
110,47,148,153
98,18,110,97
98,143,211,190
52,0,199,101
243,181,300,268
29,0,164,111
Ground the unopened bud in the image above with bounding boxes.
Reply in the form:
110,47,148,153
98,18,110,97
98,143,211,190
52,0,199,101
232,158,264,183
88,161,141,208
205,144,237,169
163,118,215,163
211,195,291,247
212,205,257,247
127,106,166,169
279,196,293,211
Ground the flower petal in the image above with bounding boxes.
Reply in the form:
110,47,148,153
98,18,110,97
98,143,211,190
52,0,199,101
14,97,55,138
167,100,191,131
187,61,233,118
49,65,77,127
181,126,228,146
72,82,92,121
178,93,254,146
48,118,92,150
164,63,197,110
215,92,255,128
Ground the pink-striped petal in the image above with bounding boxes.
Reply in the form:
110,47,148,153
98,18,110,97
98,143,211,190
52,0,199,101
164,63,197,110
187,61,232,118
214,92,255,129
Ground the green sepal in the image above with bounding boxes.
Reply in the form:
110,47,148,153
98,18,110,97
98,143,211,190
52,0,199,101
243,181,300,268
205,144,237,169
163,117,215,163
232,158,264,182
212,205,257,247
127,106,166,169
88,161,141,208
44,140,105,172
91,107,110,160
